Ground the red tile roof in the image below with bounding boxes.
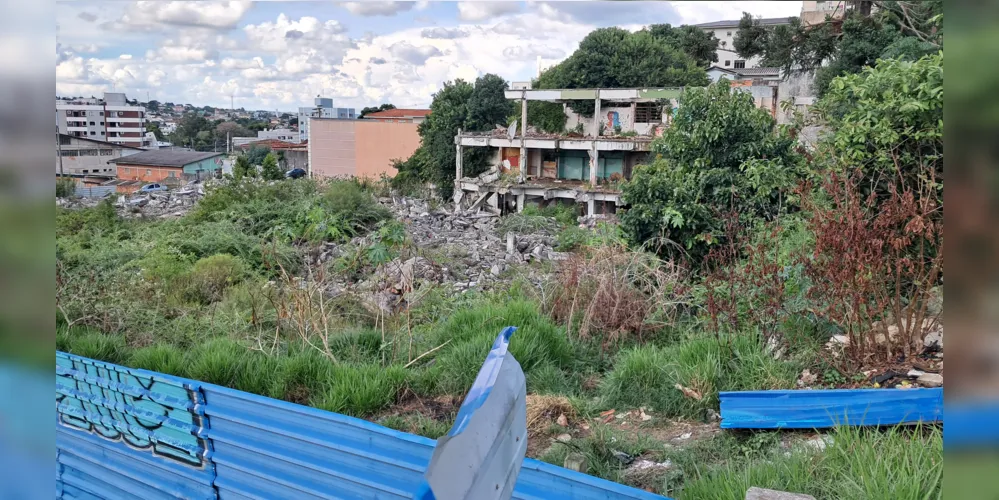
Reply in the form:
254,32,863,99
363,108,431,119
236,139,305,150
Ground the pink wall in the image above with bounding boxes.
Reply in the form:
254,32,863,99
309,119,422,179
309,119,355,178
354,121,421,179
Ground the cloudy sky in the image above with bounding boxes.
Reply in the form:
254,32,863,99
56,1,801,112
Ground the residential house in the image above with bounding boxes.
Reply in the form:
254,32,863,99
56,92,151,148
694,17,791,70
109,150,224,192
362,109,431,124
236,139,309,171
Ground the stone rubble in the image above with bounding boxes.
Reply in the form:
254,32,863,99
57,181,206,219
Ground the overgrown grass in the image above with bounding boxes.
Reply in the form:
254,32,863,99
600,334,799,419
678,426,942,499
538,423,660,484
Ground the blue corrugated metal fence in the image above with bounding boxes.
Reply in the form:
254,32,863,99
56,351,667,500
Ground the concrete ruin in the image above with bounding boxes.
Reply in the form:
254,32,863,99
453,87,685,217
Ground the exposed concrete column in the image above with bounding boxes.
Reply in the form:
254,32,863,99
516,193,525,213
519,94,527,182
587,199,596,217
455,128,463,181
630,102,637,131
588,145,598,187
592,90,601,138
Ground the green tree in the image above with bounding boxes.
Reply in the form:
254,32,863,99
647,24,719,67
415,79,473,197
260,152,283,180
359,103,397,118
145,122,164,140
232,155,254,179
146,100,160,113
535,28,709,116
465,74,513,131
734,2,941,96
620,81,802,264
815,52,943,197
245,145,271,167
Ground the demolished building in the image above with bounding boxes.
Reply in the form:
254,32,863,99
454,87,684,217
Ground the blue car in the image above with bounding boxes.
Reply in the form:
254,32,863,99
137,183,168,193
285,168,307,179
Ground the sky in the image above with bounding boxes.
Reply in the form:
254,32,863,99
55,1,802,112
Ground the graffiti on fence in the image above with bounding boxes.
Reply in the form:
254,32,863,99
55,353,209,467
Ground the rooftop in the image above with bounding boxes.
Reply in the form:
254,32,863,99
708,66,782,77
461,129,655,142
363,108,432,119
237,139,308,151
108,150,223,167
59,134,145,150
695,17,792,29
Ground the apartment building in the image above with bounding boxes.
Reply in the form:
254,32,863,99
694,17,791,70
56,92,150,149
297,96,357,142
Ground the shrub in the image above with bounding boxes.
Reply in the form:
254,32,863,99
620,81,802,266
179,254,248,305
260,152,283,181
556,226,589,251
56,177,77,198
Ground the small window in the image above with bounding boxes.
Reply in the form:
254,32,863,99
82,170,88,173
100,131,105,135
734,60,746,69
146,169,152,176
721,41,727,47
89,131,96,135
724,60,731,67
727,31,732,36
635,102,663,123
168,171,176,178
99,112,104,116
89,122,95,125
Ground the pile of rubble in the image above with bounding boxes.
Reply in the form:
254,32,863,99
56,182,206,219
115,185,205,218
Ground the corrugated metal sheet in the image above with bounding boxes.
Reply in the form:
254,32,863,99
57,351,668,500
719,388,943,429
56,352,215,499
74,185,116,198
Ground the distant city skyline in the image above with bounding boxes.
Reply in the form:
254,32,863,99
56,1,802,111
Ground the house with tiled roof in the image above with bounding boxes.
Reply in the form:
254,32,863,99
361,109,431,124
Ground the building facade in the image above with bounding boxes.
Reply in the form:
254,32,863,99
110,150,224,190
56,134,143,178
694,17,791,70
308,119,421,179
297,96,357,142
56,92,151,149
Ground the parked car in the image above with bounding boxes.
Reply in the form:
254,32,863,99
137,183,168,193
285,168,307,179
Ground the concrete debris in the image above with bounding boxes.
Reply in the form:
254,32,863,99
58,181,207,218
745,487,817,500
906,369,926,378
797,369,818,387
916,373,943,388
628,459,672,472
801,435,834,452
556,433,572,443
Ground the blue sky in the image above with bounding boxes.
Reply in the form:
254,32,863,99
56,1,802,112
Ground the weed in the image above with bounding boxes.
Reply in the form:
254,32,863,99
313,364,408,417
62,329,128,364
178,254,248,305
129,344,188,377
497,213,559,235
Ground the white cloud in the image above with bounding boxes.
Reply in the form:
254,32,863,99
457,1,521,22
340,1,417,17
113,0,253,30
220,57,265,70
421,27,469,39
119,54,132,60
146,45,219,64
389,41,444,65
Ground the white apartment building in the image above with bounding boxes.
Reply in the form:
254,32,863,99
694,17,791,70
56,92,150,149
297,96,356,142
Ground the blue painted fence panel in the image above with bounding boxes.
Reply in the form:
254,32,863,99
944,400,999,449
55,352,216,499
719,388,943,429
56,350,667,500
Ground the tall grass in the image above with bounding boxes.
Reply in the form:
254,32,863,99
600,335,799,418
314,364,407,417
678,425,942,499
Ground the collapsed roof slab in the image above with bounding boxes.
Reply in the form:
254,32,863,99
503,87,684,103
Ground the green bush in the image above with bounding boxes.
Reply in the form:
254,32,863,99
56,177,77,198
179,254,248,305
620,81,802,265
556,226,589,251
321,180,392,231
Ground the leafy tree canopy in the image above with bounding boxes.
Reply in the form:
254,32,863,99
734,1,941,95
621,81,802,264
260,152,283,181
535,28,709,117
646,24,719,68
359,103,397,118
